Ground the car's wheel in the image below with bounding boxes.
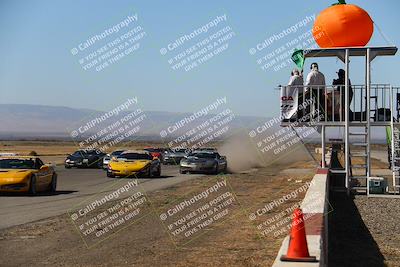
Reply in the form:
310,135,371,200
145,167,151,178
213,163,219,174
154,166,161,177
65,165,71,169
107,172,115,178
28,175,37,195
48,173,57,193
179,169,186,174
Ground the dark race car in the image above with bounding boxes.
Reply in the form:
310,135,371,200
179,152,227,174
65,150,106,169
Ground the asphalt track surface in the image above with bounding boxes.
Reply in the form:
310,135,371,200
0,165,204,230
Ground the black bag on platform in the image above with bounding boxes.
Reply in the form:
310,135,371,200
376,108,391,121
350,111,367,121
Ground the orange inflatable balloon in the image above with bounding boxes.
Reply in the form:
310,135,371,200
313,1,374,48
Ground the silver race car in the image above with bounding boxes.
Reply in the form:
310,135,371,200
163,148,188,165
179,151,227,174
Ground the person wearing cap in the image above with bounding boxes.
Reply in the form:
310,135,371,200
333,68,353,118
305,62,326,119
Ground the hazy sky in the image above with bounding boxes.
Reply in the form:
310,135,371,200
0,0,399,117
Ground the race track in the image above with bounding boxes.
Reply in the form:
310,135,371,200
0,165,204,230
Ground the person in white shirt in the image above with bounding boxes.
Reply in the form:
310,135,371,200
288,69,304,119
305,63,326,119
288,68,303,87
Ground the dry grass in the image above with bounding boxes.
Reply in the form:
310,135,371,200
0,141,223,165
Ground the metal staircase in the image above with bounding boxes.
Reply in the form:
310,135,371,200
348,128,369,193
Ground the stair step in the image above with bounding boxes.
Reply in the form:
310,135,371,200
351,187,368,193
349,132,368,136
350,153,368,157
350,176,368,179
352,186,367,189
352,143,368,146
351,164,367,168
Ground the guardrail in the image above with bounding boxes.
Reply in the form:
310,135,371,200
279,84,400,124
272,165,330,267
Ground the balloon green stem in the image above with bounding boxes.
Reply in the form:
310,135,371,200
332,0,346,6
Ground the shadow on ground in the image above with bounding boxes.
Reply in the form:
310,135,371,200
328,191,385,267
0,190,77,197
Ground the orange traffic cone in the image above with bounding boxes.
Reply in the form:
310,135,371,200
280,208,317,262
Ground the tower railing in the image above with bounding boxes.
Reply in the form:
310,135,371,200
280,84,400,125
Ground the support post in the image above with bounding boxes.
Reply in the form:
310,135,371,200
322,125,326,168
345,49,350,195
366,48,371,196
390,85,396,193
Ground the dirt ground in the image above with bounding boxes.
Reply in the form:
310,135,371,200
0,160,316,267
4,141,396,266
353,196,400,267
329,192,400,267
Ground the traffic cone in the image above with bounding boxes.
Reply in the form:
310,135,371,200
280,208,317,262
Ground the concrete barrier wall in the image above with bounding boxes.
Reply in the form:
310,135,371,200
272,168,330,267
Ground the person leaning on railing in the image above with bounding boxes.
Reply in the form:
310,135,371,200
333,68,353,119
305,63,326,119
288,68,304,119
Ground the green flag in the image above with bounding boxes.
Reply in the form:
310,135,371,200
386,126,392,145
291,49,305,70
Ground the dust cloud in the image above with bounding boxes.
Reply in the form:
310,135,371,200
219,127,316,173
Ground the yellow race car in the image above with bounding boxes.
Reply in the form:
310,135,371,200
0,156,57,195
107,150,161,178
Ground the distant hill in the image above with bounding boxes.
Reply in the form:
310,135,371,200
0,104,266,140
0,104,387,142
